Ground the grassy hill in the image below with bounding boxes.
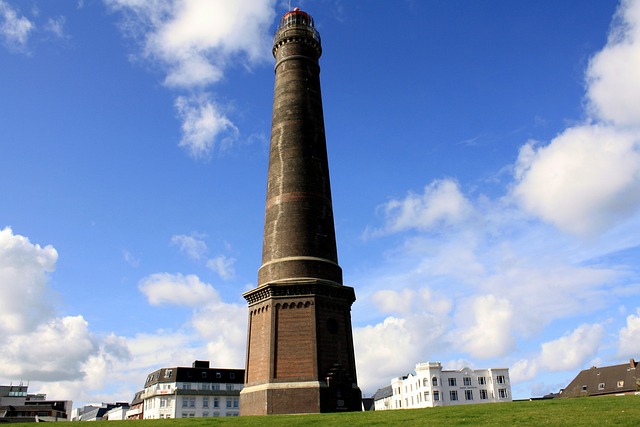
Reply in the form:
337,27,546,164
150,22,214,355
75,395,640,426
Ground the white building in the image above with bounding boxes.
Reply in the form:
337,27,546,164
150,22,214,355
129,360,244,419
374,362,511,410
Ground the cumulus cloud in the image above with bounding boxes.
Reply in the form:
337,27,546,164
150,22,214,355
1,316,96,381
513,0,640,236
138,272,221,307
538,324,605,372
511,323,605,384
618,308,640,356
354,288,451,393
586,0,640,126
0,0,34,52
513,126,640,235
105,0,276,158
0,228,130,390
456,295,515,359
367,179,473,237
0,227,58,336
137,271,246,368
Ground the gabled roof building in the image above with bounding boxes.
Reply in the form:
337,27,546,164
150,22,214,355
373,362,512,410
128,360,244,419
560,358,640,398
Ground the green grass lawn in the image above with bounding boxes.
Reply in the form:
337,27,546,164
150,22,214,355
45,396,640,426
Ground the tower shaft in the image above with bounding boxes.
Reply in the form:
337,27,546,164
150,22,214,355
240,9,361,415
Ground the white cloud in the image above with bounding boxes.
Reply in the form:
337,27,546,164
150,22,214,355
513,0,640,236
1,316,96,381
123,249,140,267
44,16,66,38
0,228,130,392
175,93,238,159
618,308,640,356
538,324,605,372
206,254,236,280
513,126,640,236
171,233,208,260
456,295,515,359
354,289,451,394
138,272,221,307
192,302,246,368
368,179,473,237
0,0,34,52
105,0,276,158
586,0,640,127
0,227,58,336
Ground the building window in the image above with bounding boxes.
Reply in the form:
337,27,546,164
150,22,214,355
216,372,222,379
232,398,239,409
479,389,488,400
432,377,438,386
617,380,624,388
202,372,207,378
182,398,188,408
463,377,472,386
202,383,211,390
598,383,605,390
212,384,221,390
424,391,430,401
498,388,508,399
496,375,506,384
189,397,195,408
581,385,588,392
230,373,235,379
478,377,486,385
423,378,428,387
203,397,209,408
433,391,440,401
203,412,208,417
183,383,191,390
449,390,458,401
448,378,457,387
226,384,234,391
213,412,220,417
226,399,232,409
164,370,172,378
213,398,219,408
465,390,473,401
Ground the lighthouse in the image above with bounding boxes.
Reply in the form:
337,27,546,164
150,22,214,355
240,8,362,415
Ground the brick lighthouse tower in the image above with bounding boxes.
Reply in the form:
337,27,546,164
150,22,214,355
239,8,362,415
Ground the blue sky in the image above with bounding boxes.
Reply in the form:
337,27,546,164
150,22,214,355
2,0,640,406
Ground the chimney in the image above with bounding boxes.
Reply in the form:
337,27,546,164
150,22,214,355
192,360,210,369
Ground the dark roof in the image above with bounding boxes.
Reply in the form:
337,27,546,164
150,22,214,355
372,385,393,401
561,358,639,398
144,361,244,387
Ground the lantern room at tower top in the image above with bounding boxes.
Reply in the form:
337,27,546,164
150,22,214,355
274,7,321,46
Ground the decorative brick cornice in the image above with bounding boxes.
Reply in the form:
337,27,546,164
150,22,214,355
243,280,355,306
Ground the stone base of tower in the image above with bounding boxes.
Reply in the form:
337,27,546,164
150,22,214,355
240,280,362,415
240,381,362,415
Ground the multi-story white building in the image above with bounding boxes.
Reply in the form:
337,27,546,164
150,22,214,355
373,362,511,410
128,360,244,419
